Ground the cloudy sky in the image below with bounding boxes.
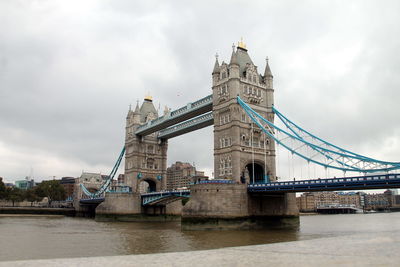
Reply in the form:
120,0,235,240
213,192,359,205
1,0,399,183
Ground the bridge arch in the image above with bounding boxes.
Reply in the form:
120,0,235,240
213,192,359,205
245,161,266,184
86,187,99,193
138,177,159,193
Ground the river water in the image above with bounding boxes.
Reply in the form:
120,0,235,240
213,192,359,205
1,213,399,261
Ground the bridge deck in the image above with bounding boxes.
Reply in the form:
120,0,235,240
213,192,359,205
248,173,400,193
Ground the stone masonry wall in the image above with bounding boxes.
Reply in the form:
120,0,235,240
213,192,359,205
96,193,141,215
248,193,299,216
182,183,249,218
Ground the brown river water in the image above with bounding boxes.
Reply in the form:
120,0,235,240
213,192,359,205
1,212,399,261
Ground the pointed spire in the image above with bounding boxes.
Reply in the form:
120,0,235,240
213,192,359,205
212,53,220,74
264,57,273,78
134,100,140,114
229,43,239,66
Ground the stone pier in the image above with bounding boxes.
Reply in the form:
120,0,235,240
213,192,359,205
95,192,182,222
182,183,299,230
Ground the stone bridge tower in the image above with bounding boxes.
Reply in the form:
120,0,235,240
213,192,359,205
124,96,168,193
212,41,276,183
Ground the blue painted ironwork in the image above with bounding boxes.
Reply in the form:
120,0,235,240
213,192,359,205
135,94,213,136
79,197,105,205
158,112,213,139
237,96,400,173
141,190,190,205
80,147,126,199
197,179,235,184
108,185,132,193
248,173,400,193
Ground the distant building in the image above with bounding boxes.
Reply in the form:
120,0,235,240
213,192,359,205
296,192,316,212
15,178,35,190
60,177,76,200
338,192,362,208
364,191,392,210
117,174,125,184
166,162,207,190
297,191,363,212
4,183,14,188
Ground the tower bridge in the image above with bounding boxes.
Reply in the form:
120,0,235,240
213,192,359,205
76,41,400,227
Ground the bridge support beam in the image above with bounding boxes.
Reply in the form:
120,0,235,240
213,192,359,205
182,183,299,230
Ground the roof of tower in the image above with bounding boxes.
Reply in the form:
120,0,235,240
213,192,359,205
133,101,140,114
139,97,158,122
236,46,254,76
229,48,239,66
264,58,273,78
212,57,220,74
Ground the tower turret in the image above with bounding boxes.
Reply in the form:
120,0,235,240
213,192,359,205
228,44,239,79
133,101,141,124
264,57,273,89
140,96,158,123
212,54,220,86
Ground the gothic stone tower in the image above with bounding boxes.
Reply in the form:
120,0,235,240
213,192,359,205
124,96,168,193
212,42,276,183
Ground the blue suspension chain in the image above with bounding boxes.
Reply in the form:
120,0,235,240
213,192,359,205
237,96,400,173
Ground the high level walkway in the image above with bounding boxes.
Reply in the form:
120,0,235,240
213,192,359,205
135,94,212,137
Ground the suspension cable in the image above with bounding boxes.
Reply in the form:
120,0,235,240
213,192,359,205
264,130,267,183
251,121,255,184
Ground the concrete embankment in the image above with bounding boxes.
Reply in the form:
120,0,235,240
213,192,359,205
0,207,75,216
1,231,398,266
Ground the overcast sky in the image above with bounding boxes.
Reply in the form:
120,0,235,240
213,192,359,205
1,0,399,183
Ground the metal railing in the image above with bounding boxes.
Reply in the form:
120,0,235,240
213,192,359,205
248,173,400,193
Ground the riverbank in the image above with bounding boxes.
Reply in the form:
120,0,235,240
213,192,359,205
0,207,75,216
1,230,398,266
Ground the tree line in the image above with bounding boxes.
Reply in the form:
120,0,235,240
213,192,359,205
0,179,67,207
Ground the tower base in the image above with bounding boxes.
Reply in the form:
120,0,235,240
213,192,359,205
95,192,141,221
182,183,299,230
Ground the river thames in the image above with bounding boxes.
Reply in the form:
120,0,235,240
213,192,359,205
1,212,399,262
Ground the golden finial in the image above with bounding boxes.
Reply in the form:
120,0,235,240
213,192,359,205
144,93,153,101
238,37,246,49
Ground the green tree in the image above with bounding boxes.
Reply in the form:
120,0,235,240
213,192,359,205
35,180,66,205
6,187,24,206
24,188,41,206
0,179,6,200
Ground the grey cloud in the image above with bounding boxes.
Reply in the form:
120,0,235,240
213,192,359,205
0,0,399,182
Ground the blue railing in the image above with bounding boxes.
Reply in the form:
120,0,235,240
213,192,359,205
141,190,190,205
198,179,235,184
248,173,400,193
